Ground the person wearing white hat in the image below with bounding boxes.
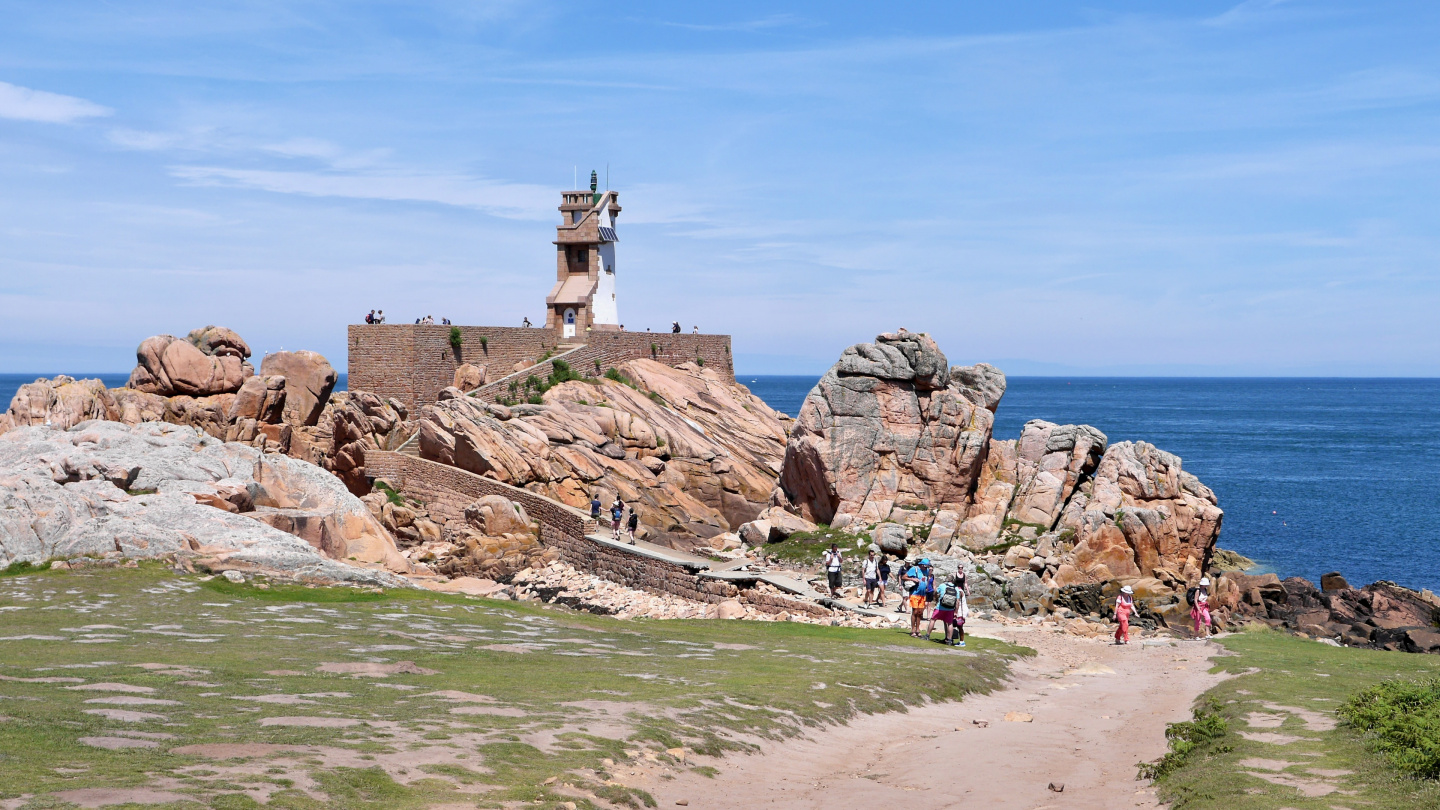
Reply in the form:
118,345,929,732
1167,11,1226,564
1190,577,1213,636
1114,585,1137,645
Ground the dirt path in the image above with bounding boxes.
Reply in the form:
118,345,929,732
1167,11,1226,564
650,620,1227,810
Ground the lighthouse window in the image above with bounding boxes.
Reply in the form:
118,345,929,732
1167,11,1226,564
605,265,613,274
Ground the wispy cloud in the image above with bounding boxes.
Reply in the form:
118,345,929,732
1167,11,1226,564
654,13,810,33
169,165,555,219
0,81,111,123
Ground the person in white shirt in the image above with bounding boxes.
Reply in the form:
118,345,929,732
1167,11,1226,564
861,549,881,606
821,543,844,597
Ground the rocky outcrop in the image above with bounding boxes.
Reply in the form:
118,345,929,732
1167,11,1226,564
0,421,407,583
7,376,114,430
772,330,1223,614
7,330,356,471
327,391,411,496
417,360,788,550
953,421,1107,549
258,350,337,427
128,328,255,396
777,331,1001,527
1051,440,1222,588
454,363,486,392
1205,572,1440,651
427,495,551,580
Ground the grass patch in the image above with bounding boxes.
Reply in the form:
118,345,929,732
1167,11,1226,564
763,526,870,564
0,560,52,577
0,565,1025,807
1148,628,1440,808
1138,697,1231,780
1339,676,1440,779
371,480,405,507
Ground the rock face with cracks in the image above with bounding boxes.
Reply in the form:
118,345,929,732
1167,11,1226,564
0,421,408,582
774,331,1224,603
258,350,338,427
417,359,789,550
128,327,255,397
777,331,1000,528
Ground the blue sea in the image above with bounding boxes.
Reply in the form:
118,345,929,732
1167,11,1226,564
744,375,1440,593
6,372,1437,592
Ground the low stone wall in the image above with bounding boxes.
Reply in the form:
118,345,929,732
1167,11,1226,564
367,451,823,616
367,450,593,537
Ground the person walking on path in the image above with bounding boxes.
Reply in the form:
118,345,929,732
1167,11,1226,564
861,549,881,606
1114,585,1136,645
821,543,844,597
610,500,624,537
904,558,934,637
626,507,639,544
926,574,968,646
1190,577,1213,637
877,554,891,606
590,493,602,522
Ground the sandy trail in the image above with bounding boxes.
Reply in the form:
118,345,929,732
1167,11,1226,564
651,620,1226,810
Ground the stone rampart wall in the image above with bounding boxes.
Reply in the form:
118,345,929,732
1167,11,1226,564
367,450,592,537
349,325,562,410
348,325,733,410
366,450,824,616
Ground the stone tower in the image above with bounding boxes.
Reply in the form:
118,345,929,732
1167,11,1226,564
546,171,620,338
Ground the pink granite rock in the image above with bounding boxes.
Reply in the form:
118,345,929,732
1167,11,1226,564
259,350,337,427
777,332,997,526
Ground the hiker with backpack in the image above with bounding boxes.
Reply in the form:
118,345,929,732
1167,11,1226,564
1189,577,1213,636
610,499,624,537
1114,585,1136,645
926,573,968,647
626,507,639,544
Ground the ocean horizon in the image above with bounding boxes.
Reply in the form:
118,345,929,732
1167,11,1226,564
5,372,1437,593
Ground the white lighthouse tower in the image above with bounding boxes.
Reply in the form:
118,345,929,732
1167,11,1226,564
546,170,620,338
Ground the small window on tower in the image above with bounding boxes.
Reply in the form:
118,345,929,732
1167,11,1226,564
605,265,613,274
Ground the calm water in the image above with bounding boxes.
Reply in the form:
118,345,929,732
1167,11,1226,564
7,372,1437,591
741,375,1440,593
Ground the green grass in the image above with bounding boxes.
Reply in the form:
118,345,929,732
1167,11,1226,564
370,480,404,507
762,526,870,564
0,560,52,577
1149,627,1440,808
0,564,1025,808
1339,676,1440,778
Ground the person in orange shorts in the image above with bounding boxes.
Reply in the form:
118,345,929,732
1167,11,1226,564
903,558,934,637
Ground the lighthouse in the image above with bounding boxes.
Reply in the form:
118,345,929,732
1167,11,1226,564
546,170,620,338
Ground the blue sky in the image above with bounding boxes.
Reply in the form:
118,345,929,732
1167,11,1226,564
3,1,1439,375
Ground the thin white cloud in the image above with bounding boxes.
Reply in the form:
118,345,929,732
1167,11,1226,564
108,128,187,150
0,81,111,124
169,165,555,219
655,13,810,33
